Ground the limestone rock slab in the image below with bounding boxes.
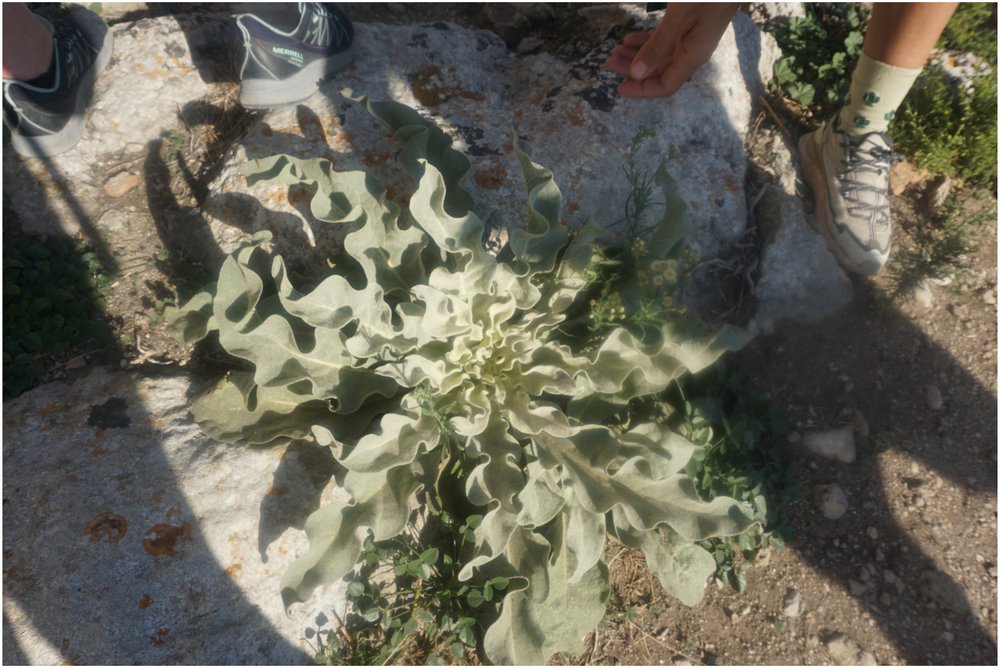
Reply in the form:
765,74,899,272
2,367,343,665
3,6,852,331
204,15,773,284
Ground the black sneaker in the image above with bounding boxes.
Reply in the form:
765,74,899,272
2,7,112,158
235,2,354,109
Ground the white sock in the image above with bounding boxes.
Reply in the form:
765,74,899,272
838,52,922,136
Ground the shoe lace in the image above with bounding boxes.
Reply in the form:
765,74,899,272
53,23,96,89
838,133,901,228
303,3,331,46
301,3,349,47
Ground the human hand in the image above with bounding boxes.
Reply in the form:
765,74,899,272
604,3,740,98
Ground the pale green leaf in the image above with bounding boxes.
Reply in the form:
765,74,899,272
483,519,608,665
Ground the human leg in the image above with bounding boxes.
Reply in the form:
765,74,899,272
3,4,55,81
2,5,113,158
799,3,958,275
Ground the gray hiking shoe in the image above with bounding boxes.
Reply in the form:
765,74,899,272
2,7,113,158
798,121,899,275
235,2,354,109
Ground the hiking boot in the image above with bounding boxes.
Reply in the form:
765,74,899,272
798,121,899,275
235,2,354,109
2,7,113,158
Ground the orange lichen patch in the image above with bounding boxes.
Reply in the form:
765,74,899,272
165,505,182,520
225,563,243,577
724,175,741,195
266,486,289,496
90,446,108,457
151,489,165,505
297,113,328,141
361,148,391,168
261,125,274,138
147,417,166,429
3,550,12,559
85,512,128,544
287,185,313,208
411,64,485,107
67,473,80,482
61,639,70,652
566,201,581,214
94,428,106,439
143,523,192,557
139,594,153,609
37,404,59,414
474,168,506,190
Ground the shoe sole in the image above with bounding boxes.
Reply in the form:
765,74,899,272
798,131,884,276
9,14,114,159
239,47,355,110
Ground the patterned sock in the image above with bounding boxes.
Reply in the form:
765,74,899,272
838,51,922,136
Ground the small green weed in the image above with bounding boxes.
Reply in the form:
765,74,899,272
766,4,869,114
939,2,997,63
677,361,795,592
315,511,503,665
3,235,115,397
892,64,997,186
890,191,995,298
892,3,997,186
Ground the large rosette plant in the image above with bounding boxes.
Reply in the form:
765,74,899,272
169,91,755,664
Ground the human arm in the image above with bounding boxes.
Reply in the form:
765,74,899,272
604,3,740,98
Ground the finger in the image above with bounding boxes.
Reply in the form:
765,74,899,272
617,71,675,98
604,55,634,77
629,19,687,80
621,31,653,48
603,45,640,76
654,65,691,98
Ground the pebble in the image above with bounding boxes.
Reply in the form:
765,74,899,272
848,579,868,597
803,426,856,463
859,650,877,665
825,633,861,664
866,526,879,540
942,631,955,643
924,385,944,410
516,36,545,53
988,566,997,578
883,570,896,584
879,592,893,606
783,588,805,618
815,484,849,520
787,430,802,444
103,171,140,198
914,280,935,309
